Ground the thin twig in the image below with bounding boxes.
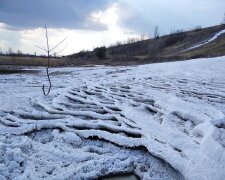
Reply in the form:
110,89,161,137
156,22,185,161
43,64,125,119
42,25,52,96
53,43,67,56
49,37,68,53
34,45,48,52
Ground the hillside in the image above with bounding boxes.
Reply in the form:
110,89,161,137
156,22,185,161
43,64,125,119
67,24,225,66
1,24,225,67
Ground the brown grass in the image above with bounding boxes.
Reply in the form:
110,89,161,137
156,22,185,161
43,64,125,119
0,56,68,66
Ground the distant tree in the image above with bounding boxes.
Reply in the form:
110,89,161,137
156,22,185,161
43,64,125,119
8,47,13,55
194,26,202,31
116,41,122,46
127,37,137,44
223,13,225,24
175,29,184,34
17,50,22,55
77,50,89,58
94,46,106,59
165,32,187,46
154,26,159,38
140,33,150,40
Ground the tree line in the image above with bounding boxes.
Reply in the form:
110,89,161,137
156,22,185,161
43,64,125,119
0,47,60,58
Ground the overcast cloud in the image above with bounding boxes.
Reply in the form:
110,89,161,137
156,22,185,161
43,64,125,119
0,0,113,30
118,0,225,34
0,0,225,55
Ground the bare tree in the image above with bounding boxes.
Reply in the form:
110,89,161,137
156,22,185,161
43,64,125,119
8,47,13,55
35,25,67,96
140,33,150,41
223,13,225,24
154,26,159,38
127,37,136,44
17,50,22,55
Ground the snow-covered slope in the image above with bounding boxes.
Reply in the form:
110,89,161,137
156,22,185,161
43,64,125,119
1,56,225,179
185,29,225,52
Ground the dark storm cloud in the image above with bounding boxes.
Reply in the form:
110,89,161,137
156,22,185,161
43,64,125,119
0,0,113,30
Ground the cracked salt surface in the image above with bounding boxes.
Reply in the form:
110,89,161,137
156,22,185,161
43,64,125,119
1,56,225,179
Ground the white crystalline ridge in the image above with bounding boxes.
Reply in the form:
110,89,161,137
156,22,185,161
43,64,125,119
184,29,225,52
1,56,225,179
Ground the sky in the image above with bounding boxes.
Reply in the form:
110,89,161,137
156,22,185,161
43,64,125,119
0,0,225,55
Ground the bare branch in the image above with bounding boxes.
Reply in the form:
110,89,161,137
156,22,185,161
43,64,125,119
45,25,50,54
34,45,48,52
49,37,68,53
51,43,67,56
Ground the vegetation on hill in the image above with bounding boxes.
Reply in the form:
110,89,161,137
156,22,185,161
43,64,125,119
66,24,225,66
1,24,225,66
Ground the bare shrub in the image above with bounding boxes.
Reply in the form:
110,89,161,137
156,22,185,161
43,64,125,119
165,32,187,46
154,26,159,38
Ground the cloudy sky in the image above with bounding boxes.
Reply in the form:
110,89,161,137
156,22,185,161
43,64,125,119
0,0,225,55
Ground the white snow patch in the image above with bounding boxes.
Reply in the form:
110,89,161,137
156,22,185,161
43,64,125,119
1,56,225,179
184,29,225,52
